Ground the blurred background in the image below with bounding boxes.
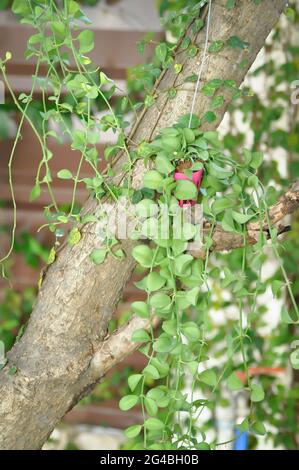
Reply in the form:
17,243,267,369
0,0,299,450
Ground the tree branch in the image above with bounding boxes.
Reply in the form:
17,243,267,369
193,179,299,257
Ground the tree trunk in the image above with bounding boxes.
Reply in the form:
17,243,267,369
0,0,287,450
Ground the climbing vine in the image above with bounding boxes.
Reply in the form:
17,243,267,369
118,117,299,448
0,0,298,450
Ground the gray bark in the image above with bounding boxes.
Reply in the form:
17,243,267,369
0,0,287,449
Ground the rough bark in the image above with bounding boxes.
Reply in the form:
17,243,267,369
0,0,287,449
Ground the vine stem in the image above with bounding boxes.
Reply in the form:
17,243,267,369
0,56,42,272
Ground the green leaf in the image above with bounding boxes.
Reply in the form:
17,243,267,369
250,151,263,169
144,418,164,431
57,169,73,180
174,180,197,200
68,227,81,246
146,272,166,292
221,267,235,288
171,239,188,256
180,36,191,50
128,374,143,392
90,248,106,265
153,334,174,353
232,211,254,224
227,372,243,391
150,359,169,378
183,128,195,143
29,184,41,202
135,199,159,218
184,74,198,83
250,384,265,402
77,30,94,54
249,174,261,192
271,280,282,298
202,79,222,97
290,349,299,370
5,50,11,60
82,214,98,224
221,210,237,233
181,223,196,241
168,88,177,99
227,36,249,50
174,63,182,74
47,247,56,265
212,198,234,215
131,328,151,343
145,397,158,416
143,170,163,190
208,40,224,53
198,369,217,387
251,421,267,436
175,292,191,310
119,394,138,411
12,0,31,15
137,39,145,55
243,148,253,165
281,306,297,324
51,21,66,40
187,361,199,375
162,320,176,336
186,44,198,58
141,217,158,240
174,254,193,276
145,94,155,108
224,79,237,89
208,161,233,179
161,134,181,151
143,364,160,380
72,129,86,149
100,71,109,86
28,33,43,46
155,154,174,175
204,111,217,123
8,365,17,375
149,293,171,310
132,245,153,268
131,301,149,318
114,249,125,259
182,322,200,342
285,6,295,21
197,442,210,450
155,42,167,62
225,0,235,9
211,95,225,110
124,424,142,439
237,417,249,433
147,387,165,403
186,286,200,306
177,113,200,129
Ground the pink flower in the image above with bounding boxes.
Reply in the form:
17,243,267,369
174,169,203,207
